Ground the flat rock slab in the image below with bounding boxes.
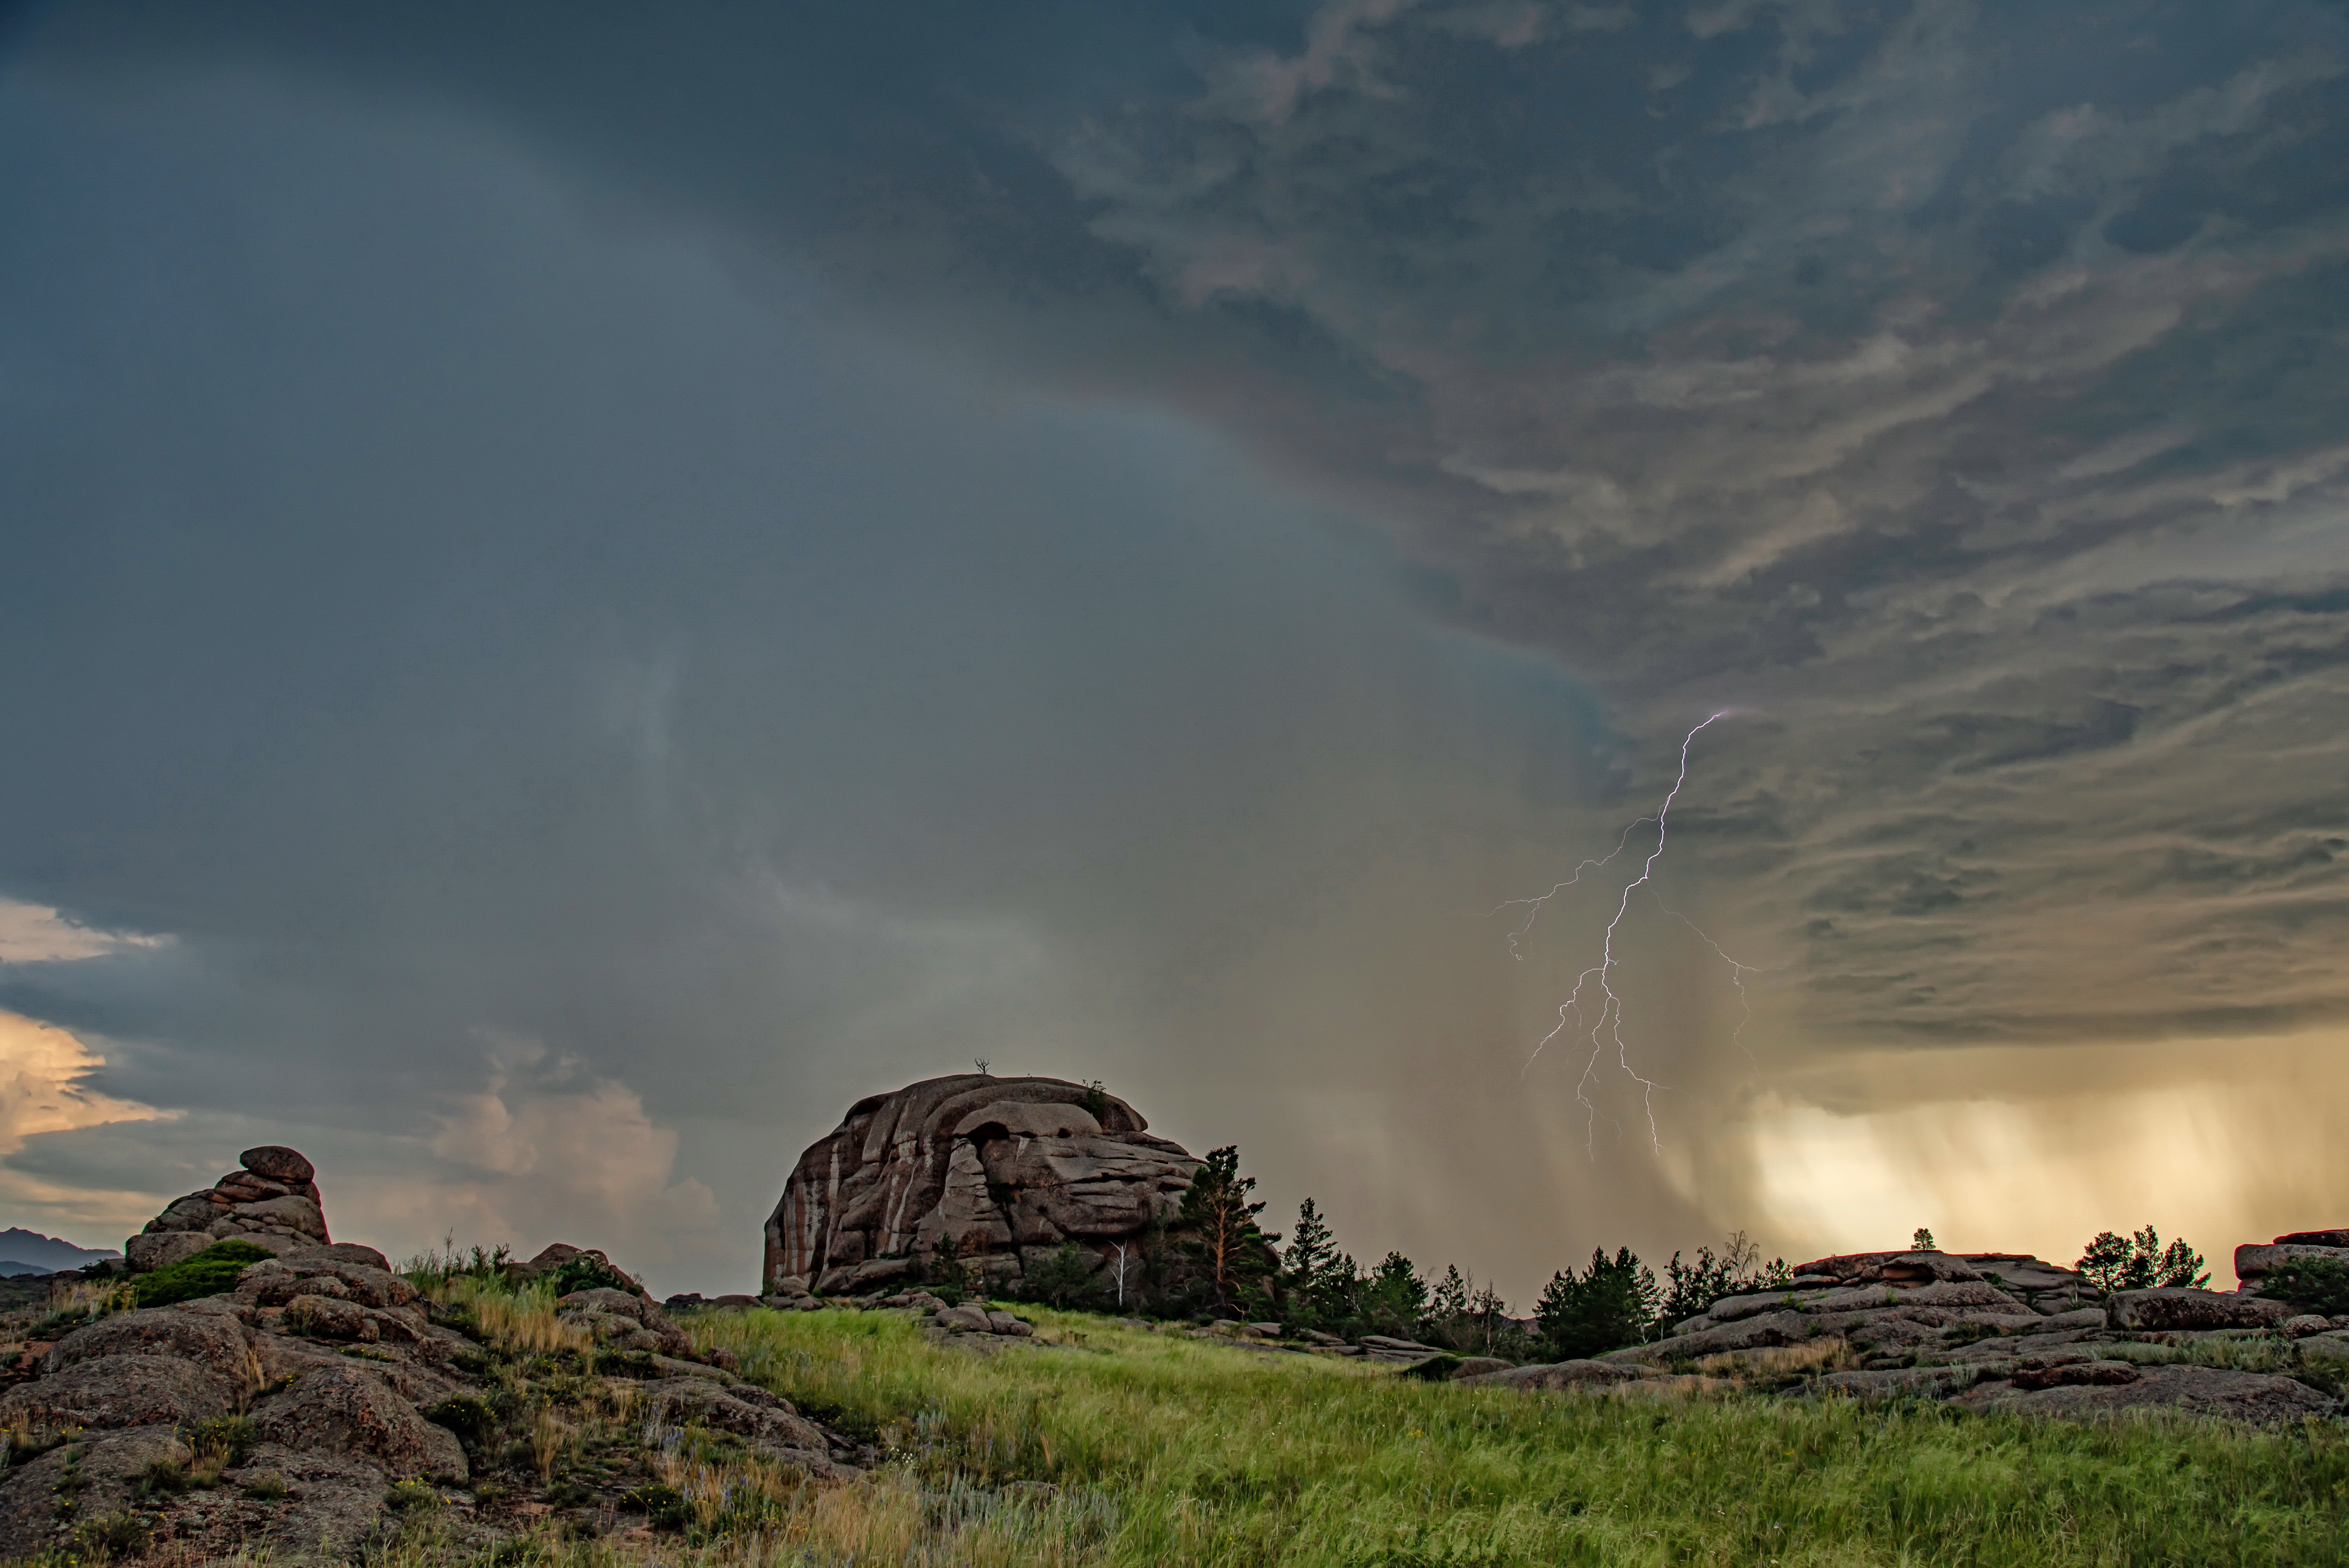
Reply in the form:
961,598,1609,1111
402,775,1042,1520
1612,1310,1819,1363
1957,1363,2336,1425
1456,1360,1653,1390
1804,1365,1989,1399
1943,1328,2095,1363
2107,1289,2296,1332
0,1351,234,1429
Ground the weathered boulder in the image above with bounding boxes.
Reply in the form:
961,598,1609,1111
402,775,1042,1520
0,1353,235,1429
636,1378,850,1477
43,1303,256,1385
1446,1356,1512,1379
2011,1353,2140,1390
235,1249,414,1310
126,1145,330,1267
0,1428,189,1559
1958,1363,2335,1424
1961,1253,2095,1295
251,1364,466,1479
240,1145,316,1183
765,1074,1201,1296
285,1294,379,1341
2106,1288,2296,1332
557,1287,693,1356
2233,1242,2349,1282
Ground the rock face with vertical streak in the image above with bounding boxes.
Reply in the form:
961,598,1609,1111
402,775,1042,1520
765,1074,1202,1297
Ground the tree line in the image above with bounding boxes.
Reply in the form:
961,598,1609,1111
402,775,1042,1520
928,1143,2218,1362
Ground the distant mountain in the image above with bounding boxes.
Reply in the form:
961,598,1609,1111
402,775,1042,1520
0,1228,121,1274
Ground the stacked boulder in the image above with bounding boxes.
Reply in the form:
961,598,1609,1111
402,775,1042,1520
126,1146,330,1272
765,1074,1202,1298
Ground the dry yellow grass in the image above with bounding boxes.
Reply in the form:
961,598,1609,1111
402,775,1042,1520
438,1275,593,1356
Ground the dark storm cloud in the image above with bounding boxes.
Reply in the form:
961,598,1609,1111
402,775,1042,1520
33,0,2339,1045
6,0,2349,1289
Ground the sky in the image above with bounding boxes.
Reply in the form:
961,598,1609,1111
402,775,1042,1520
1,0,2345,1302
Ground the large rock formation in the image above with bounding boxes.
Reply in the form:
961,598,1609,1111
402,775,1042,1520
126,1145,330,1272
2,1147,853,1561
765,1073,1201,1297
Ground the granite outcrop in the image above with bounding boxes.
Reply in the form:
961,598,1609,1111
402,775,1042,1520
764,1074,1202,1297
125,1146,331,1273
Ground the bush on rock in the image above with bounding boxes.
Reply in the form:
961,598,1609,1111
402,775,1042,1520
130,1240,275,1308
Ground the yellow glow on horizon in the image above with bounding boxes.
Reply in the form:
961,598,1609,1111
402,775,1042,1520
1742,1031,2349,1283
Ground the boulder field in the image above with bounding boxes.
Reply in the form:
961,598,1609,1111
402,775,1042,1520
764,1073,1201,1298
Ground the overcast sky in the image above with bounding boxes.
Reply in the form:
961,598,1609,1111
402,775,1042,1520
3,0,2345,1300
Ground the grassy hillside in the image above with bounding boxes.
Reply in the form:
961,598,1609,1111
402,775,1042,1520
157,1289,2349,1567
629,1305,2349,1563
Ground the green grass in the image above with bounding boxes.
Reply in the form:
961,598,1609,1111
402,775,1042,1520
666,1305,2349,1566
89,1286,2346,1567
129,1238,275,1307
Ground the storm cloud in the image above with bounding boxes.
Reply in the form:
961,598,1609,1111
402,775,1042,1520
3,0,2346,1297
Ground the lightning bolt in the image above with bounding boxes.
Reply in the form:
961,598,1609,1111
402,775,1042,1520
1652,892,1782,1073
1501,712,1743,1152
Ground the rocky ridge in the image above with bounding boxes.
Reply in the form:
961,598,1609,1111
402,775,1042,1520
764,1073,1201,1298
0,1152,862,1562
1456,1238,2349,1424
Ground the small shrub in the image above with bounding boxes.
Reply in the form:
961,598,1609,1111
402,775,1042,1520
242,1472,289,1501
36,1279,136,1335
1018,1242,1105,1311
622,1482,690,1531
548,1479,597,1507
1401,1354,1463,1381
3,1425,70,1466
188,1413,257,1470
72,1510,147,1560
135,1454,190,1496
2256,1257,2349,1318
424,1394,493,1440
545,1253,635,1296
384,1479,440,1511
132,1240,276,1308
402,1236,515,1294
52,1444,85,1515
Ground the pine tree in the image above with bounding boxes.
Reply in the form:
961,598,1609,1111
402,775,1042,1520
2076,1226,2209,1291
1176,1145,1278,1317
1536,1246,1659,1359
1283,1198,1350,1327
1430,1264,1469,1323
1286,1199,1334,1291
1363,1250,1429,1333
